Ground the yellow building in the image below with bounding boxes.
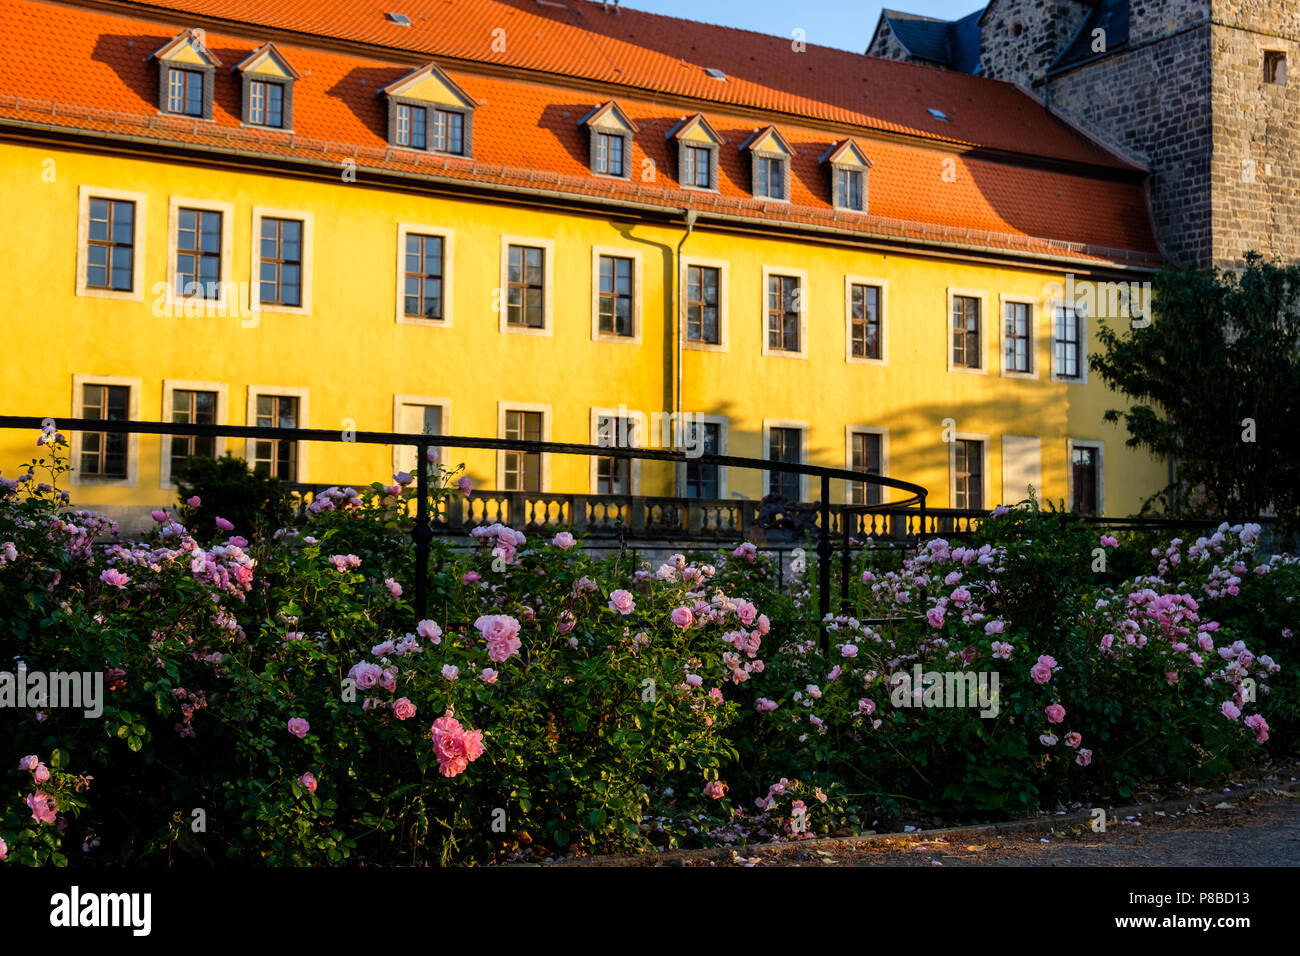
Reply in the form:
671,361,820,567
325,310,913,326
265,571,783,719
0,0,1167,529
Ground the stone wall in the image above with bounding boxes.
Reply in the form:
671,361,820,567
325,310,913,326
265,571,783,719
1048,24,1214,266
1209,19,1300,266
866,18,910,62
979,0,1093,88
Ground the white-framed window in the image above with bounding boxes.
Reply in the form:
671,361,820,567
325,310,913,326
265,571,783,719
947,288,987,374
500,237,554,336
165,197,234,313
834,166,865,211
1052,304,1088,383
70,375,141,486
251,207,313,316
1067,439,1104,515
948,432,990,510
680,415,728,499
754,155,788,201
245,386,309,482
999,294,1037,378
593,131,627,177
76,187,146,301
763,420,808,502
497,403,551,491
682,257,728,352
393,395,451,477
590,408,641,495
845,426,888,505
845,275,887,365
591,246,643,343
396,223,454,326
761,266,809,359
160,380,227,488
681,144,716,190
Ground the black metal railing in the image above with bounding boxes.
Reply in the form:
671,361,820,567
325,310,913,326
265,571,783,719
0,415,929,645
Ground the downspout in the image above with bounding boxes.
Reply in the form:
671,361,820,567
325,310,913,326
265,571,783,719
674,208,698,495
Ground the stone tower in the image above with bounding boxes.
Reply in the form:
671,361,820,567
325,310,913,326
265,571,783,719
869,1,1300,269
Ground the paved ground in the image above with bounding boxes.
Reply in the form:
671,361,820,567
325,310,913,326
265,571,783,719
687,790,1300,867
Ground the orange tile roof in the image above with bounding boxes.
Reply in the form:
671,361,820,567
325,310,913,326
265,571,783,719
0,0,1162,265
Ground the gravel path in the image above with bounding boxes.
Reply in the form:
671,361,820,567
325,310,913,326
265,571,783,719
695,790,1300,867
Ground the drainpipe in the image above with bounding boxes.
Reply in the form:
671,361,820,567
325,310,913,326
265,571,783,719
674,208,698,496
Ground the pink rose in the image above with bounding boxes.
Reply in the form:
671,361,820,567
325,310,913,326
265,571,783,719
703,780,727,800
1039,734,1058,746
18,755,38,771
1064,732,1082,748
384,577,402,598
215,516,234,531
393,697,417,720
416,620,443,643
287,717,310,738
458,476,473,497
299,772,317,793
393,471,414,487
0,836,7,860
1045,703,1066,724
480,668,499,684
1221,701,1241,721
1075,749,1093,767
187,496,201,507
608,589,636,615
670,607,693,629
552,532,577,549
32,763,50,784
475,614,522,662
463,571,481,584
984,620,1005,635
441,664,459,682
151,509,168,522
99,568,129,589
27,791,57,825
926,607,945,628
755,698,778,712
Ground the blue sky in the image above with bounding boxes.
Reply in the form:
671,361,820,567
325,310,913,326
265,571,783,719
621,1,985,53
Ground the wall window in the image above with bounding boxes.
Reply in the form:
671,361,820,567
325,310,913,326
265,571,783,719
755,156,786,200
176,207,222,299
835,167,864,211
1054,306,1084,380
166,67,205,116
594,132,625,176
594,414,637,494
850,283,882,360
431,109,465,154
682,146,713,188
1069,441,1104,515
168,388,218,479
394,400,446,476
953,438,985,510
396,103,427,149
404,233,444,321
1004,300,1032,374
259,217,303,308
248,80,285,127
252,394,299,480
849,430,883,506
952,294,982,370
78,188,146,301
597,255,634,337
1265,51,1287,85
80,384,130,479
767,426,803,501
86,198,135,292
507,245,545,329
686,264,721,345
683,420,723,498
767,274,801,353
502,409,544,492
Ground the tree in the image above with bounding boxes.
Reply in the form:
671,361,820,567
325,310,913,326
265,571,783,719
1090,252,1300,532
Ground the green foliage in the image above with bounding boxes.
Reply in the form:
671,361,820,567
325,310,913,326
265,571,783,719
174,452,293,543
1091,252,1300,534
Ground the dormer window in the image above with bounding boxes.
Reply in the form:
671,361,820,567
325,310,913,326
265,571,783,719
580,101,637,179
667,114,721,192
153,30,220,121
234,43,299,130
741,126,794,202
383,62,476,157
821,138,872,213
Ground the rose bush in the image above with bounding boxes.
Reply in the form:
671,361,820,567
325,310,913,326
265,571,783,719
0,432,1294,863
